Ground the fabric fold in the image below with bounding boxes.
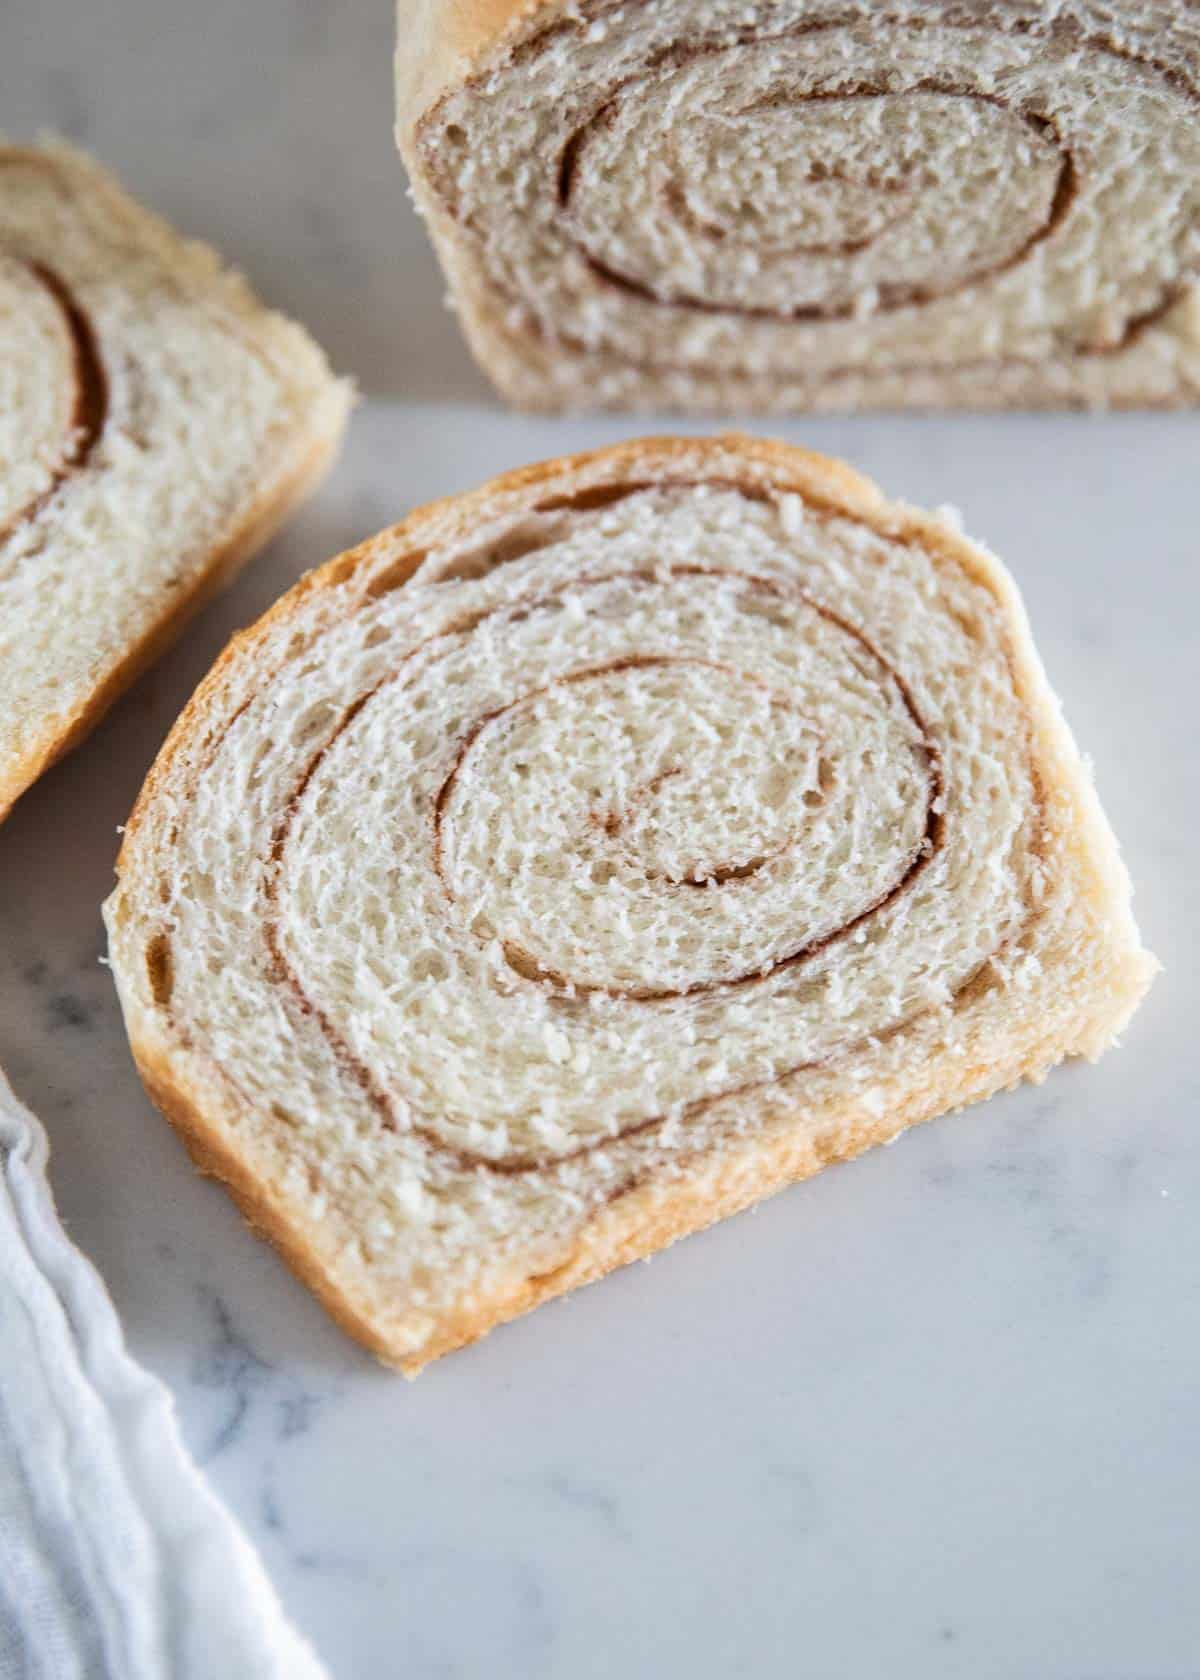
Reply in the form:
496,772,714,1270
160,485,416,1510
0,1065,328,1680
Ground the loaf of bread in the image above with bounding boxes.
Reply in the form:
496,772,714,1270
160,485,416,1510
0,140,351,822
104,435,1155,1372
397,0,1200,412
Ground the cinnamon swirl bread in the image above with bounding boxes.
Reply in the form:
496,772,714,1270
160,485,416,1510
0,141,351,822
104,436,1156,1372
398,0,1200,410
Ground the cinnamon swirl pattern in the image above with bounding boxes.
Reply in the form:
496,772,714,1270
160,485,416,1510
400,0,1200,410
0,254,107,547
105,438,1155,1371
0,142,349,822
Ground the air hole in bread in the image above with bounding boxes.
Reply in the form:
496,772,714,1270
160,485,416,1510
430,516,572,582
527,1257,575,1291
535,482,654,514
291,701,338,747
738,596,794,629
145,934,173,1006
364,552,427,597
412,949,451,982
324,552,363,587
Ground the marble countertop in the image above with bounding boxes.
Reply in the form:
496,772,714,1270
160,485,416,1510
4,4,1200,1677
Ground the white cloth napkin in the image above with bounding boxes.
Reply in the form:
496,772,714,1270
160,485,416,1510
0,1066,328,1680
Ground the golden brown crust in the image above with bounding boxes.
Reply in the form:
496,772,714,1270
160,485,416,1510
397,0,555,126
132,1046,403,1361
109,434,1155,1373
390,1015,1094,1372
123,978,1131,1376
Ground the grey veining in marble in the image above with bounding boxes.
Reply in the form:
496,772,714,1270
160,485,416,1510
3,4,1200,1678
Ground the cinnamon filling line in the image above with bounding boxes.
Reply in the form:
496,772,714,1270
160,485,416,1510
558,84,1076,323
200,480,1031,1178
0,256,107,546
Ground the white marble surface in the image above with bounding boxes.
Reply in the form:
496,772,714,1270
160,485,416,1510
4,5,1200,1678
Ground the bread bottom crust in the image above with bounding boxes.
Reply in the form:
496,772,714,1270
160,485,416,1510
446,269,1200,415
128,983,1146,1376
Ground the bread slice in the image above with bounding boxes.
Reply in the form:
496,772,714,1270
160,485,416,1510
397,0,1200,412
0,140,352,822
103,435,1156,1373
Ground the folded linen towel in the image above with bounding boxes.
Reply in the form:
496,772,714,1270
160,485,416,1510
0,1065,327,1680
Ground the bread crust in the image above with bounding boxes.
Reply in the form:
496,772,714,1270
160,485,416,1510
396,0,551,124
396,0,1200,412
0,141,352,823
106,435,1156,1374
428,288,1200,415
126,997,1134,1374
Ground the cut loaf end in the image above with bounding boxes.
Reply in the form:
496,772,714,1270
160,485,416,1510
398,0,1200,412
105,436,1156,1372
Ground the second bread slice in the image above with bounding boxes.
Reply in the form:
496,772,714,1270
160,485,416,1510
0,140,352,821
